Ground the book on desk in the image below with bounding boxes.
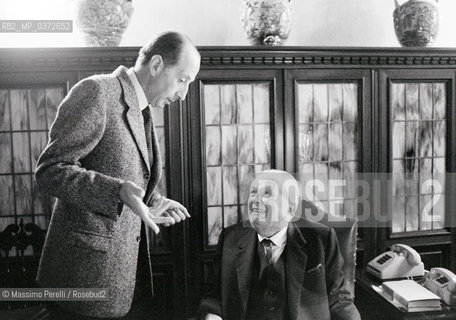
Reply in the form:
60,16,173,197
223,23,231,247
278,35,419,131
381,280,441,312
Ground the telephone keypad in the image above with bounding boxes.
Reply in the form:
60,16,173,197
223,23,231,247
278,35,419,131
437,276,449,284
377,254,392,265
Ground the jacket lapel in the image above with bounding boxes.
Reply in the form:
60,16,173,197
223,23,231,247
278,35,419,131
286,223,308,320
115,66,151,172
235,228,257,317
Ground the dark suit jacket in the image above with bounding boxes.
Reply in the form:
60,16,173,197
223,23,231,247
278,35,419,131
199,220,361,320
35,66,162,318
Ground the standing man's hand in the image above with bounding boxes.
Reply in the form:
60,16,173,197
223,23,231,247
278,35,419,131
119,181,174,234
150,195,190,226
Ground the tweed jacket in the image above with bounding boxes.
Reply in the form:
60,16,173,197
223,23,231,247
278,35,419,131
35,66,162,318
198,220,361,320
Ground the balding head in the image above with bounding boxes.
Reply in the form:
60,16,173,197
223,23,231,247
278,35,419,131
136,31,199,67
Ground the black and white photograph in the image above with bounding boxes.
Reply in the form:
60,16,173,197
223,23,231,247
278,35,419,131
1,0,456,319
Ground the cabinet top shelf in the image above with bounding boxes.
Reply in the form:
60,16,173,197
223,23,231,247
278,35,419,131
2,46,456,73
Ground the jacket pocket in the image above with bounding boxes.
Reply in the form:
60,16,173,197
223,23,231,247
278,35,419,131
68,229,113,252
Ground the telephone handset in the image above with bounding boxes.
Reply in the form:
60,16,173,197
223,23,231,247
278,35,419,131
424,267,456,305
367,244,425,280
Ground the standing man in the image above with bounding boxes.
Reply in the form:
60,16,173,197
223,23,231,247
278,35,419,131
198,170,360,320
35,32,201,319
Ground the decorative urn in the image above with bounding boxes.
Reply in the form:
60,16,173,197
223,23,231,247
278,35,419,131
241,0,292,46
75,0,134,47
393,0,439,47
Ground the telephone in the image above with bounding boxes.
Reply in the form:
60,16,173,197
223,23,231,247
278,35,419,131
367,244,424,280
424,267,456,305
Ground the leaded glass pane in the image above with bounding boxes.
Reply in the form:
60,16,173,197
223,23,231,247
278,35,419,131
328,84,343,122
433,83,445,120
207,167,222,206
202,82,272,247
0,90,10,131
392,196,405,233
0,175,14,215
254,83,269,123
297,83,359,218
11,90,29,130
207,207,222,246
254,124,270,164
343,83,358,122
224,206,238,228
329,123,343,162
45,88,62,128
420,194,432,230
432,194,445,229
0,133,12,174
30,132,48,171
419,83,433,120
206,126,221,166
222,126,237,165
343,122,357,161
204,85,221,125
236,84,253,124
28,89,47,130
238,125,253,164
223,166,238,205
313,84,328,122
221,85,236,124
12,132,30,173
391,82,446,232
405,196,419,231
15,175,32,215
313,124,328,161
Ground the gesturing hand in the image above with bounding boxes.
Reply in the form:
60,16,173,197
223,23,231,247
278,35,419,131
119,181,175,234
149,195,191,227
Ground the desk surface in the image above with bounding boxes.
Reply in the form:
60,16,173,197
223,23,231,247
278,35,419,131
355,270,456,320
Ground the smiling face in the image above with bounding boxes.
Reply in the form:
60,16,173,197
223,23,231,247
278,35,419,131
247,171,300,237
147,44,200,109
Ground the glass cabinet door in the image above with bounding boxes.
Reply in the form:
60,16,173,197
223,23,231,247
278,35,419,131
296,82,359,217
285,70,372,221
390,82,446,232
379,69,455,270
203,82,272,245
188,69,284,249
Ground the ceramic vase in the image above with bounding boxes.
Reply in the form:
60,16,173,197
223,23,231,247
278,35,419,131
393,0,439,47
241,0,292,46
75,0,134,47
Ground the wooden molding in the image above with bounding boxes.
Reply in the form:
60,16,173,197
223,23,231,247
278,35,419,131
2,47,456,72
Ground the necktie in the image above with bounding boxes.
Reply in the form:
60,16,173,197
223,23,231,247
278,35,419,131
142,106,153,165
261,239,274,265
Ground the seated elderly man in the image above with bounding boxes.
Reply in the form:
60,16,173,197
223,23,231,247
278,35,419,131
199,169,360,320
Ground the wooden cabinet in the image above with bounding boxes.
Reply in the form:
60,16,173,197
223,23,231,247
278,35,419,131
376,68,456,271
1,47,456,318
